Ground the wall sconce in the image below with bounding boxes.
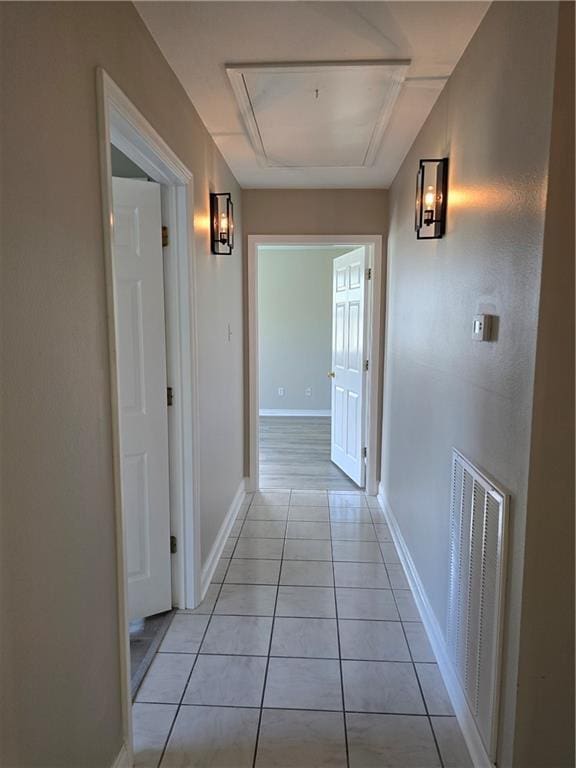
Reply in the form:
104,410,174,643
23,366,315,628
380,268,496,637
210,192,234,255
415,158,448,239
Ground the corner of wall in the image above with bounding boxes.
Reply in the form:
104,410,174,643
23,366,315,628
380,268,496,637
513,3,575,765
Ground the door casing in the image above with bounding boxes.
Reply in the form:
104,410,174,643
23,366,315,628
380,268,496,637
247,234,384,495
97,69,201,765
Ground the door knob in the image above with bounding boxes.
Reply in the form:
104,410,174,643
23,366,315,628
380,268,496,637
328,371,336,378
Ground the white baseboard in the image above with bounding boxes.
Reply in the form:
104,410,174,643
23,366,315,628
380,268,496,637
200,478,247,598
377,483,493,768
259,409,330,417
111,744,130,768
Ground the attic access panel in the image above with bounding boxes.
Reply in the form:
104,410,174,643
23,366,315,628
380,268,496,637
227,60,410,168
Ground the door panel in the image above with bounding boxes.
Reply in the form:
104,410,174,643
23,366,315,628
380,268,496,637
346,391,359,460
348,302,361,372
112,177,172,621
124,451,150,580
335,303,346,369
330,248,366,486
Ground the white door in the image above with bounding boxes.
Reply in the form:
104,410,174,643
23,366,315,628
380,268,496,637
330,248,367,486
112,177,172,621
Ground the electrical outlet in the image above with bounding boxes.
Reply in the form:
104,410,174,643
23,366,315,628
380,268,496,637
278,387,285,397
305,387,312,397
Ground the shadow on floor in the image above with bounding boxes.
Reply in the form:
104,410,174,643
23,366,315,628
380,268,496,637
130,609,175,699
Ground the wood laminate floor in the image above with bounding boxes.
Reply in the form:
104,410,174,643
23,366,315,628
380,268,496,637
259,416,361,491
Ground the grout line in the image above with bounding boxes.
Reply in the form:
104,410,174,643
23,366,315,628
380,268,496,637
138,700,454,717
373,504,446,768
329,503,351,768
156,580,224,767
250,509,285,768
155,650,441,664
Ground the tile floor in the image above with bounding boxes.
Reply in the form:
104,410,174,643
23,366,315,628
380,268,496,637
133,490,473,768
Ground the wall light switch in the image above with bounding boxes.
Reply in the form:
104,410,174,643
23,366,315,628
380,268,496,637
472,314,493,341
305,387,312,397
278,387,285,397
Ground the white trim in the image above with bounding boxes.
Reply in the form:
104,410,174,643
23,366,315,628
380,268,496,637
97,69,201,765
200,479,248,597
377,483,493,768
259,409,331,417
248,234,383,495
110,745,131,768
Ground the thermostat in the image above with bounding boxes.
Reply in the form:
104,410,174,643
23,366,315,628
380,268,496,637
472,314,493,341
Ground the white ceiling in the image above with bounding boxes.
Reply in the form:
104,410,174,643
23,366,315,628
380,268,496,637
136,2,489,189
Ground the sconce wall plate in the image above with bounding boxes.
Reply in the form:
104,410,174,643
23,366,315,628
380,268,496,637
415,158,448,240
210,192,234,255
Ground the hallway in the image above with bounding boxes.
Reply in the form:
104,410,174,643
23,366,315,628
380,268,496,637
133,490,472,767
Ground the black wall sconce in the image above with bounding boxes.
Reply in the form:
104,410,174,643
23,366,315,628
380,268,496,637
210,192,234,255
415,158,448,239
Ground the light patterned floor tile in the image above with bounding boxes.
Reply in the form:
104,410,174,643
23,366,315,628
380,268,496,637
255,709,347,767
415,663,453,714
183,654,267,707
339,620,410,662
158,614,209,654
224,558,281,585
200,615,272,656
132,703,177,768
347,713,441,767
271,617,339,658
342,660,425,714
264,657,343,711
135,653,195,704
161,705,259,767
431,717,473,767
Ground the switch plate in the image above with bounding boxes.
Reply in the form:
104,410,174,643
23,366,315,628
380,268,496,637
472,314,493,341
305,387,312,397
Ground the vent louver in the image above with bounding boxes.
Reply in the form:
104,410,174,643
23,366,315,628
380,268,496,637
447,449,509,761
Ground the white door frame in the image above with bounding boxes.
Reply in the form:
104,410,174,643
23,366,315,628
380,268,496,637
97,69,201,763
248,234,383,496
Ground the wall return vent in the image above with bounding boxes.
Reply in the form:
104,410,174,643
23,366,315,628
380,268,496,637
446,449,509,761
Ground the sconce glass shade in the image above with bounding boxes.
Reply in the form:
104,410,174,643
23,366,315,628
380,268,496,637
415,158,448,239
210,192,234,254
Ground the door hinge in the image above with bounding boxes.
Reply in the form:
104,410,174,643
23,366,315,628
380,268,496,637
365,267,372,280
364,359,369,371
162,226,169,248
170,535,177,554
167,386,174,407
362,446,367,458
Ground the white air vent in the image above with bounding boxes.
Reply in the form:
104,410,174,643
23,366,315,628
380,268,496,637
226,60,410,168
446,449,509,761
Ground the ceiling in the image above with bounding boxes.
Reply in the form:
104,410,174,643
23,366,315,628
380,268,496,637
136,2,489,189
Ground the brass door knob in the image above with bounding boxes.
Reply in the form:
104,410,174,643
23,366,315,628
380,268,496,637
328,371,336,378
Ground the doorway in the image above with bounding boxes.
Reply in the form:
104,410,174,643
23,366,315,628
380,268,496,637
98,70,201,763
248,235,383,496
111,156,176,694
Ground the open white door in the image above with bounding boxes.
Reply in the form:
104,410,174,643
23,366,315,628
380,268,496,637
330,248,367,486
112,177,172,621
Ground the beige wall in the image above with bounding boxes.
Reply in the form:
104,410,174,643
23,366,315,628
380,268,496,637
243,189,388,237
381,2,570,766
513,3,575,765
0,3,244,766
243,189,388,476
258,248,349,413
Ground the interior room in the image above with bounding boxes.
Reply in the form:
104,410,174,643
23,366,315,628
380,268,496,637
258,244,368,491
